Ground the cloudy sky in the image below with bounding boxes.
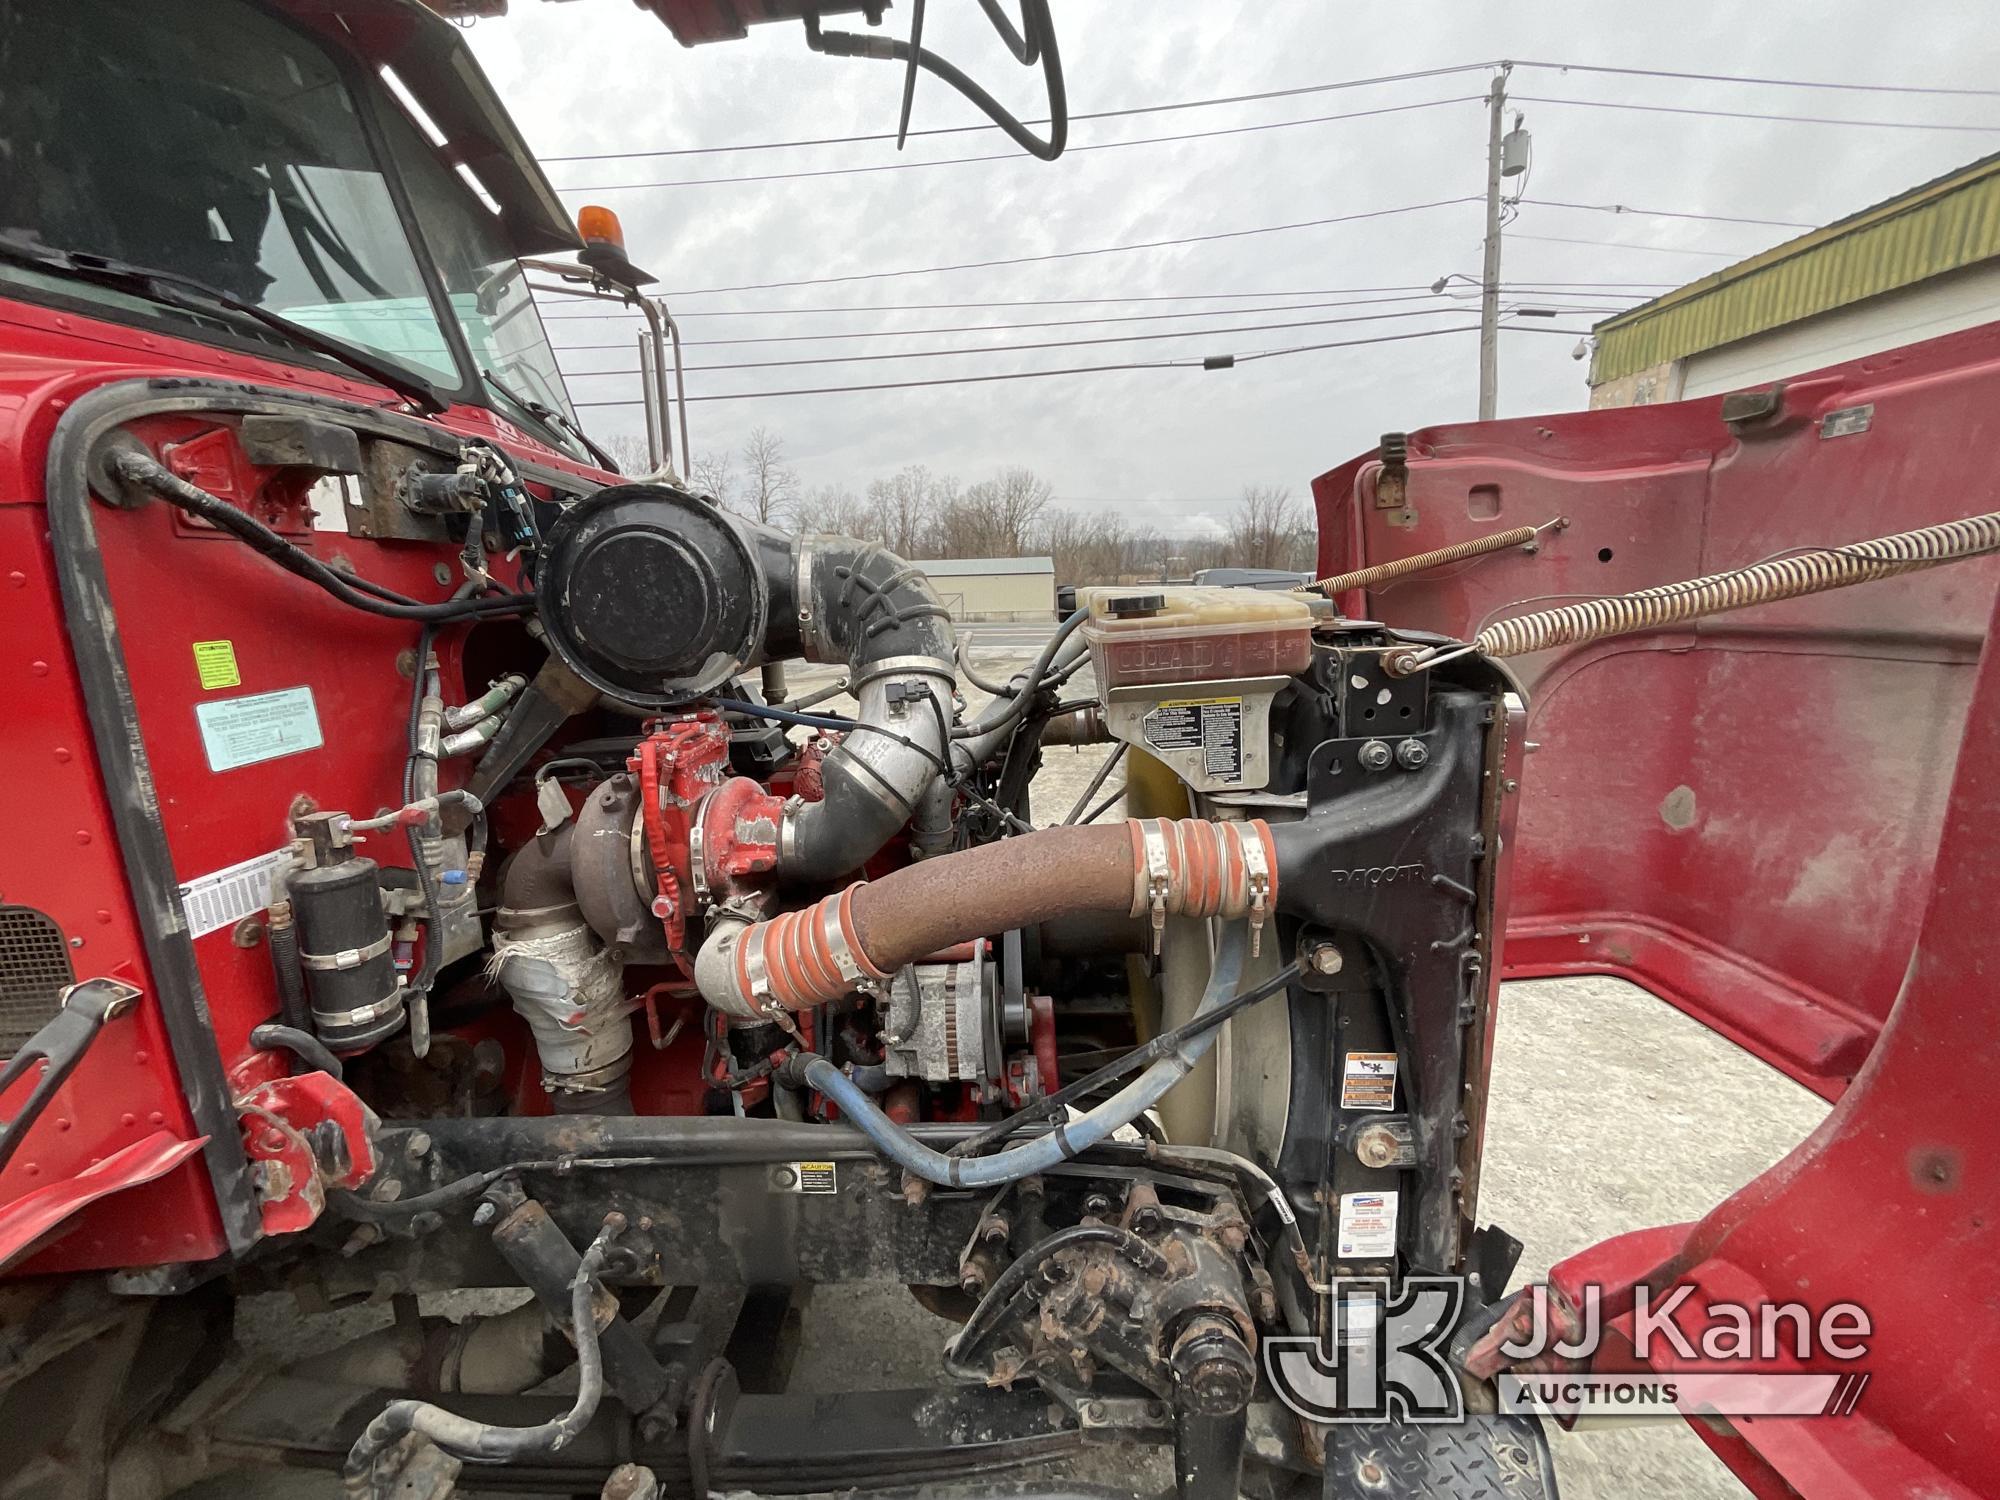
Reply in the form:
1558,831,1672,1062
462,1,1998,533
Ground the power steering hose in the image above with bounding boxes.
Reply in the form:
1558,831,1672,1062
801,923,1252,1189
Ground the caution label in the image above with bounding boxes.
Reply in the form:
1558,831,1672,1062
1341,1051,1398,1112
790,1161,837,1194
1337,1190,1399,1260
192,639,241,691
1141,696,1244,783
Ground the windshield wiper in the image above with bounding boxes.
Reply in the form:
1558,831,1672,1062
0,235,448,415
480,366,621,474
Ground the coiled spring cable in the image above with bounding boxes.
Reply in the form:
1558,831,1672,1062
1406,509,2000,670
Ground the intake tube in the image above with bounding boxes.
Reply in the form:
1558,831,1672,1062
780,537,957,882
694,817,1275,1022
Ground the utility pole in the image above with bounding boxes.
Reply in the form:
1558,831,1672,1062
1477,64,1512,422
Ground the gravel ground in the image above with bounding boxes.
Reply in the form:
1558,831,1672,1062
199,627,1830,1500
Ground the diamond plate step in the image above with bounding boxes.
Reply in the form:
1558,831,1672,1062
1320,1414,1556,1499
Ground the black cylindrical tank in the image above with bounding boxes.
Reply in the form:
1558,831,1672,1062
291,856,403,1051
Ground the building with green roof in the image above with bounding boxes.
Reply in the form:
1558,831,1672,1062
1587,151,2000,407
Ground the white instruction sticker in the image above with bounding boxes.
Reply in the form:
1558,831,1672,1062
1341,1051,1399,1112
1337,1190,1399,1260
195,686,323,772
1140,696,1245,783
178,848,290,938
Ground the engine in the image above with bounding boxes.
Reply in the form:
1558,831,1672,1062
270,481,1305,1138
68,427,1520,1496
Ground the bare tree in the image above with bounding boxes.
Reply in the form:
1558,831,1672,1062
602,433,653,476
688,450,734,508
956,466,1052,557
1038,509,1138,587
789,484,872,537
866,464,958,556
1227,485,1311,571
739,426,798,525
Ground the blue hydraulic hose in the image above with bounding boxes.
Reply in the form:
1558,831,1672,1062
804,924,1251,1188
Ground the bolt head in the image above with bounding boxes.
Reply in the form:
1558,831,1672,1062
1354,1131,1397,1169
1357,739,1392,770
471,1200,498,1227
1395,737,1429,770
1310,944,1344,976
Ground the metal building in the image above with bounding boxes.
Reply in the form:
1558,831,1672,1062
1588,150,2000,407
915,556,1057,621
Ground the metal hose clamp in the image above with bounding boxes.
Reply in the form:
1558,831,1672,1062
820,889,885,997
1131,819,1174,956
737,926,799,1035
299,932,393,971
1238,829,1272,959
314,991,404,1028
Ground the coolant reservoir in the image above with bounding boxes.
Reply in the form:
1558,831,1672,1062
1078,587,1322,792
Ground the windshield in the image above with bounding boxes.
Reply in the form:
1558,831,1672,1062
373,87,580,430
0,0,574,431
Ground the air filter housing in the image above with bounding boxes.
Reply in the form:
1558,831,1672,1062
536,485,771,707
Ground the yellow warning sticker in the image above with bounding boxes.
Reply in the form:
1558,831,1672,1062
193,640,241,691
791,1161,837,1194
1341,1052,1398,1112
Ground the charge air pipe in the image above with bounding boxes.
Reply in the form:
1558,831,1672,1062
693,816,1275,1023
781,535,958,881
804,923,1251,1189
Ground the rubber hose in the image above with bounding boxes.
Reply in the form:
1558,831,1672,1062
803,924,1248,1188
250,1023,344,1082
341,1221,616,1495
267,918,311,1034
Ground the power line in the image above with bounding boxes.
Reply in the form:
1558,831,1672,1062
547,290,1640,349
548,90,1998,195
1509,232,1750,258
652,198,1483,297
1516,94,2000,133
1525,198,1818,229
553,96,1484,192
556,304,1609,375
537,58,2000,164
539,63,1496,161
1238,322,1586,365
571,321,1590,406
1513,59,2000,99
536,280,1672,320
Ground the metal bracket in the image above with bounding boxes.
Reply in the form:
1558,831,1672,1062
0,978,144,1176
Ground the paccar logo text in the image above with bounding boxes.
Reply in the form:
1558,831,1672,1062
1327,863,1425,887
